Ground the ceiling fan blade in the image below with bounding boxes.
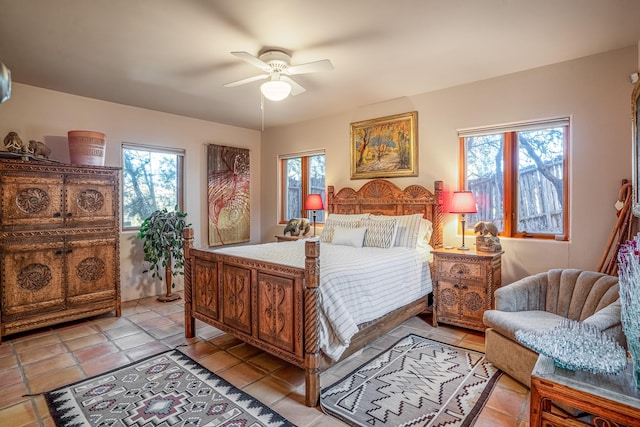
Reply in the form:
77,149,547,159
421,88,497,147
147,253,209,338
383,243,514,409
281,76,306,96
223,74,269,87
286,59,334,75
230,51,272,72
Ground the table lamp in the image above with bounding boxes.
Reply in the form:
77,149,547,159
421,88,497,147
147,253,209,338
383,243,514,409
304,194,324,237
450,191,477,250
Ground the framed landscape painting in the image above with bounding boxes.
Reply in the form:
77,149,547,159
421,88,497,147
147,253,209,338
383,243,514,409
207,144,250,246
350,111,418,179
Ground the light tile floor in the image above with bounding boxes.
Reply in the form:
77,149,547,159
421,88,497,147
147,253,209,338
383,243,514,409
0,293,531,426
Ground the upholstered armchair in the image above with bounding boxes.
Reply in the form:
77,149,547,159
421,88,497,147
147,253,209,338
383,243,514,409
483,269,623,387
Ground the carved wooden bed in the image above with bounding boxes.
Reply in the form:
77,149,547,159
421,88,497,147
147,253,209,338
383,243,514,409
182,179,444,406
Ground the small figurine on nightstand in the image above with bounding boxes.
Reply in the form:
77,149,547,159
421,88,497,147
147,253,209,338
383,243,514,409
283,218,311,236
474,221,502,252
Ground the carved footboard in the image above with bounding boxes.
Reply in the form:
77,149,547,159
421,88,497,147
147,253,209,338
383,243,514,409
183,228,322,406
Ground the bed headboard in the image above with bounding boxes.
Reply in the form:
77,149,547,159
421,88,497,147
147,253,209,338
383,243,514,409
327,179,444,249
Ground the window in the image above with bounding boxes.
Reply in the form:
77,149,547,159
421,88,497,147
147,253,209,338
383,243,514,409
280,151,326,223
460,118,569,240
121,143,184,230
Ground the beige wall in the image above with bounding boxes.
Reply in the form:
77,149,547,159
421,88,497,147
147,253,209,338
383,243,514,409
0,83,261,301
261,46,639,285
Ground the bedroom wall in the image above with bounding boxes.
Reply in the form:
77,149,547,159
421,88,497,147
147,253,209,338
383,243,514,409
261,46,639,285
0,83,261,301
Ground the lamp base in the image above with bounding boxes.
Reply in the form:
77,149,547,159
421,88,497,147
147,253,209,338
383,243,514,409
312,211,317,237
458,216,470,251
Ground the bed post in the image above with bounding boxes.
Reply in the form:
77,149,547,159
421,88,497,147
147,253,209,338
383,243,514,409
183,227,195,338
303,239,321,406
433,180,444,249
327,185,335,215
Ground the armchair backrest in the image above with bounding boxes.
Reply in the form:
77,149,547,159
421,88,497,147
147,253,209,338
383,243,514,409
543,269,619,321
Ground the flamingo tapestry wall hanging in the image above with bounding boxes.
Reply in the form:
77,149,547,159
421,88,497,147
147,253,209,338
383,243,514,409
207,144,250,246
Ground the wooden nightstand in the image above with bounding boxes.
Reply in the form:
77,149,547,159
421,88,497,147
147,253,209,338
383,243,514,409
432,248,503,331
275,234,311,242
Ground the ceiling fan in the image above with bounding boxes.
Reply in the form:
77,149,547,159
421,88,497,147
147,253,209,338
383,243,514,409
224,49,334,101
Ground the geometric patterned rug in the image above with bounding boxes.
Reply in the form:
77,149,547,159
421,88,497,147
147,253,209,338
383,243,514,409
320,334,501,427
45,349,295,427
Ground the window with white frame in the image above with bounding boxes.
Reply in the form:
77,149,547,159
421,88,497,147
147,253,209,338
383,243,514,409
459,118,569,240
279,151,326,223
121,143,184,230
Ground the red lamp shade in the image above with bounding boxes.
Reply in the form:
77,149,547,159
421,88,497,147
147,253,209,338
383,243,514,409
450,191,477,214
304,194,324,211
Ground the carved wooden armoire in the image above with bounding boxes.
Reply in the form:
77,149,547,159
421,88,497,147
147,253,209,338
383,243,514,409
0,159,120,342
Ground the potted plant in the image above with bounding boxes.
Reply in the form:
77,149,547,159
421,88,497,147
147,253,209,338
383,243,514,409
137,207,190,302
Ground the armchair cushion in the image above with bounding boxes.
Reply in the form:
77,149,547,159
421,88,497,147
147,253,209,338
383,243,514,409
483,310,565,342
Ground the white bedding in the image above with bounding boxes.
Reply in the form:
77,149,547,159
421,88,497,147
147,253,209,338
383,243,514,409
212,239,432,360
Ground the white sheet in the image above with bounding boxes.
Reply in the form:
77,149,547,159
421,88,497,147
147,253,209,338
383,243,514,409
212,239,432,360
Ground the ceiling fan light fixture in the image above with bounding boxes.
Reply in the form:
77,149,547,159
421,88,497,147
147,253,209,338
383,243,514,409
260,79,291,101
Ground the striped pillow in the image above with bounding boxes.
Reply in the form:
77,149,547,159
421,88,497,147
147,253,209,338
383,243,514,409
370,213,424,247
361,218,397,248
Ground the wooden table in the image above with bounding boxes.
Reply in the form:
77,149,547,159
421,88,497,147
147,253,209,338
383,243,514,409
530,354,640,426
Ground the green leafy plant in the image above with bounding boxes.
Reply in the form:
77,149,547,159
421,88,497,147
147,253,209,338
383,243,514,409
137,208,190,284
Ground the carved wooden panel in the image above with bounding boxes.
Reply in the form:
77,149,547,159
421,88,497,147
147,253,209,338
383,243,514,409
0,173,64,229
193,258,219,321
460,283,486,324
435,280,460,320
65,176,117,227
221,264,252,334
66,236,117,305
1,241,65,317
256,272,297,354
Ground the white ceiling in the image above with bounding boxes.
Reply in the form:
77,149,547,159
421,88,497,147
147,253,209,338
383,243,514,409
1,0,639,130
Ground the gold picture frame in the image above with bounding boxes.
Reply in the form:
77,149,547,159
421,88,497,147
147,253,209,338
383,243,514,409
350,111,418,179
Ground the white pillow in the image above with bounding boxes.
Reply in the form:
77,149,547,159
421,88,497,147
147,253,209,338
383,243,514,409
320,218,362,243
371,213,423,247
416,218,434,248
332,226,366,247
361,218,397,248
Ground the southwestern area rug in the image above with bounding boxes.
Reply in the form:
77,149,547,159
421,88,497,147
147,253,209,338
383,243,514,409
45,349,295,427
320,334,501,427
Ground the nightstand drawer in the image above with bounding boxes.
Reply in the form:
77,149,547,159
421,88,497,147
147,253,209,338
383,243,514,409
437,259,485,281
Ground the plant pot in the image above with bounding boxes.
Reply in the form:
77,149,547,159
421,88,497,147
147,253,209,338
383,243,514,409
68,130,106,166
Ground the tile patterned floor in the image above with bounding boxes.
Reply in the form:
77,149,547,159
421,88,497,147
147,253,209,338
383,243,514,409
0,293,531,426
